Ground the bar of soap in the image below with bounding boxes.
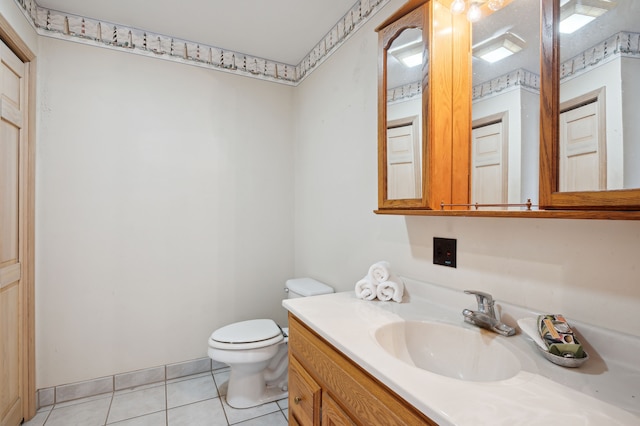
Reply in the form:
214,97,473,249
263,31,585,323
537,314,585,358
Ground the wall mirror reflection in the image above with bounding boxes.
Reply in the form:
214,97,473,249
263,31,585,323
558,0,639,192
386,27,425,200
469,0,541,209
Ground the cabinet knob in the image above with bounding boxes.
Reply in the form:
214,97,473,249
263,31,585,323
294,396,302,404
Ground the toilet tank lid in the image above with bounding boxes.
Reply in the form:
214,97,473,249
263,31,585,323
286,277,334,296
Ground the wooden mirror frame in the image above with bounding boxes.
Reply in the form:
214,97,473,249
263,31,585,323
376,0,471,211
376,0,640,219
539,0,640,214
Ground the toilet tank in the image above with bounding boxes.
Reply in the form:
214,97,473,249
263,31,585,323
286,278,333,299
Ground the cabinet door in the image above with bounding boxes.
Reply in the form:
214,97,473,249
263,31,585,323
289,356,321,426
322,392,356,426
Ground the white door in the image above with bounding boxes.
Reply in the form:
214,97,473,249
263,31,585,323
559,100,605,192
0,39,27,426
471,121,506,207
387,123,420,199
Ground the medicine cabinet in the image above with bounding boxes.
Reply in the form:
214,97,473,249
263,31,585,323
376,0,471,210
376,0,640,219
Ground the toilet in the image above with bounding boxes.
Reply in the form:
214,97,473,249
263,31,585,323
207,278,333,409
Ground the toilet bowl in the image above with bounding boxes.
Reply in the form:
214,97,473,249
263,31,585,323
207,278,333,409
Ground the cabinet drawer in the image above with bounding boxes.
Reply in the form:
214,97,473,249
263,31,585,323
289,355,321,426
289,314,436,426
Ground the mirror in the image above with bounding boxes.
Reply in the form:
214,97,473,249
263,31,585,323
471,0,541,209
377,2,428,209
375,0,640,217
540,0,640,211
377,0,470,211
558,0,640,192
386,27,425,200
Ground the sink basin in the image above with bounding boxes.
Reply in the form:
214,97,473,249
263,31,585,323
373,321,521,382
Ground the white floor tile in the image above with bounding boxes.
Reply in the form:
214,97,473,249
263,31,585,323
107,384,166,424
44,397,111,426
221,400,280,425
276,398,288,410
33,372,288,425
22,407,52,426
53,392,112,409
167,374,218,408
167,398,228,426
234,411,288,426
213,370,230,397
107,410,167,425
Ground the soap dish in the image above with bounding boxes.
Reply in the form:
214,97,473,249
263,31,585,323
536,345,589,368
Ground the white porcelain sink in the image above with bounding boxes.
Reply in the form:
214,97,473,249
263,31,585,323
373,321,521,382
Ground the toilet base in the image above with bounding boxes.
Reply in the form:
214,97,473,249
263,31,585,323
222,378,288,409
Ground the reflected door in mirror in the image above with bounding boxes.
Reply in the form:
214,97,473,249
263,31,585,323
387,118,421,199
472,120,508,208
386,26,425,202
559,0,640,191
471,0,540,207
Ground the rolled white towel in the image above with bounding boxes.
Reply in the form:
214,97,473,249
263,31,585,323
368,261,391,283
355,276,378,301
376,275,404,303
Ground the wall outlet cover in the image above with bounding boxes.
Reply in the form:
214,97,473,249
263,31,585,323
433,237,456,268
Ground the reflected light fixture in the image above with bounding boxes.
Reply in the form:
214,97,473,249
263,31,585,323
389,38,423,67
450,0,505,22
451,0,466,14
473,32,526,63
467,2,482,22
559,0,617,34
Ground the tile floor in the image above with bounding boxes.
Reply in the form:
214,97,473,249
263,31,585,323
23,369,289,426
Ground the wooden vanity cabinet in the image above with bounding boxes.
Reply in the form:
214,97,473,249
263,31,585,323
288,313,436,426
289,356,321,425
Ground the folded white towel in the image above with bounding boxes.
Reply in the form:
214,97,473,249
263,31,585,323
355,276,378,301
368,261,391,283
376,275,404,303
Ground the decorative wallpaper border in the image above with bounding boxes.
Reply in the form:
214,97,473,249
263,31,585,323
387,81,422,103
471,31,640,100
560,31,640,80
13,0,389,86
472,68,540,100
387,68,541,104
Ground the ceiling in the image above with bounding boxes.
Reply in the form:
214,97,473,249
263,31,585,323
36,0,359,65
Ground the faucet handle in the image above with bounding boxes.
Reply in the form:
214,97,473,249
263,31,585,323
464,290,495,314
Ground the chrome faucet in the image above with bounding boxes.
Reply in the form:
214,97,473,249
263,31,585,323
462,290,516,336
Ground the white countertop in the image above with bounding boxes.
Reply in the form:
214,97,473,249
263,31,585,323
283,278,640,425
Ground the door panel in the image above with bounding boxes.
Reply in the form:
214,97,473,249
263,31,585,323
559,101,604,192
387,124,420,200
0,38,26,426
472,121,506,207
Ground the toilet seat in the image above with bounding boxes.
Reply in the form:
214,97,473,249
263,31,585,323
209,319,284,350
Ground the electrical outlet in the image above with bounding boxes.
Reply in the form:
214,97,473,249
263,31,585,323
433,237,456,268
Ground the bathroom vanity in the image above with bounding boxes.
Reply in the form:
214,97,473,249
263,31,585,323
288,315,435,425
283,279,640,425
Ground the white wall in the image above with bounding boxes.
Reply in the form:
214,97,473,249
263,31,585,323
0,1,38,51
35,38,295,388
6,0,640,390
293,0,640,341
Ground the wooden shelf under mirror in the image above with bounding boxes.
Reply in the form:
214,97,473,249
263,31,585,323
375,0,640,220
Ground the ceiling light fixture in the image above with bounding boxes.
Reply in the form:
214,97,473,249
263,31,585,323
450,0,506,22
559,0,617,34
473,32,526,63
389,38,424,68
